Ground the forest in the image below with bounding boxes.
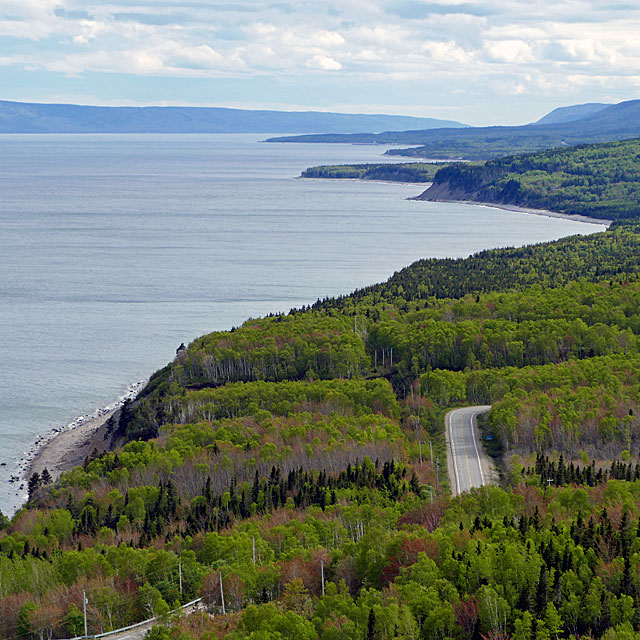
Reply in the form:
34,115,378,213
300,163,448,183
303,139,640,223
417,139,640,221
3,151,640,639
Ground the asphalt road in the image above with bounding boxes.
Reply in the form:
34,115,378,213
60,600,204,640
446,406,492,496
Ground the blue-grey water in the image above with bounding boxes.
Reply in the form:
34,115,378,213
0,134,606,514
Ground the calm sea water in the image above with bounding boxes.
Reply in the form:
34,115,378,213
0,134,606,513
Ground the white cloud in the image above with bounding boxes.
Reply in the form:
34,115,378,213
131,50,165,73
313,30,346,47
0,0,59,19
1,0,640,123
484,40,534,63
421,41,472,64
307,54,342,70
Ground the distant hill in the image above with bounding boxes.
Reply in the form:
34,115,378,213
533,102,611,125
0,100,467,134
268,99,640,160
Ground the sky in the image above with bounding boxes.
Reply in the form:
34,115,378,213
1,0,639,126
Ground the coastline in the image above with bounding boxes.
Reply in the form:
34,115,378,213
18,380,147,504
299,176,611,227
296,176,428,187
420,199,611,227
12,187,606,509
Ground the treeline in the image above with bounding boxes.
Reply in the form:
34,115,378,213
485,354,640,456
120,377,399,442
16,459,417,550
300,162,448,183
179,315,369,386
117,224,640,443
124,272,640,457
524,454,640,488
418,139,640,221
309,221,640,312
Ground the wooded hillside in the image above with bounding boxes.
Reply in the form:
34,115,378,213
416,139,640,221
5,129,640,638
4,217,640,639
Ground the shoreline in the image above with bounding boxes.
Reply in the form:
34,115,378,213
296,176,429,187
11,187,607,510
299,176,611,227
17,380,147,506
417,198,611,227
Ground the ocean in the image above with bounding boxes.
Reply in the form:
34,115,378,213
0,133,607,514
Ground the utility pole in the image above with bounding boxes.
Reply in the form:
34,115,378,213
179,560,183,597
83,590,88,638
219,572,226,615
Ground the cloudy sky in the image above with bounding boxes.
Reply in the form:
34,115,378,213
1,0,639,125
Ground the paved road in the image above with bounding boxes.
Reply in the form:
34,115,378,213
59,600,203,640
98,602,203,640
446,406,492,496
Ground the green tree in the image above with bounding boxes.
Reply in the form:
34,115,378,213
544,603,563,640
17,601,37,638
513,611,533,640
139,582,169,620
64,603,85,637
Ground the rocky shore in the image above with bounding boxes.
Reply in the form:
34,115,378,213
14,380,147,506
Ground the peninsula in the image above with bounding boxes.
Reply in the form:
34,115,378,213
269,98,640,160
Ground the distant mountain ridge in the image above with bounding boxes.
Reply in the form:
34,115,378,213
0,100,467,134
533,102,611,125
268,99,640,160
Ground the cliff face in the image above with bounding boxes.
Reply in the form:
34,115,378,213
413,180,476,201
412,161,508,204
409,138,640,222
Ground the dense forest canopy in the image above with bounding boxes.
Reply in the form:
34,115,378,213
4,141,640,638
417,139,640,221
300,163,449,183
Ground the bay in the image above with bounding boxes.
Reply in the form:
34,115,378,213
0,133,606,514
